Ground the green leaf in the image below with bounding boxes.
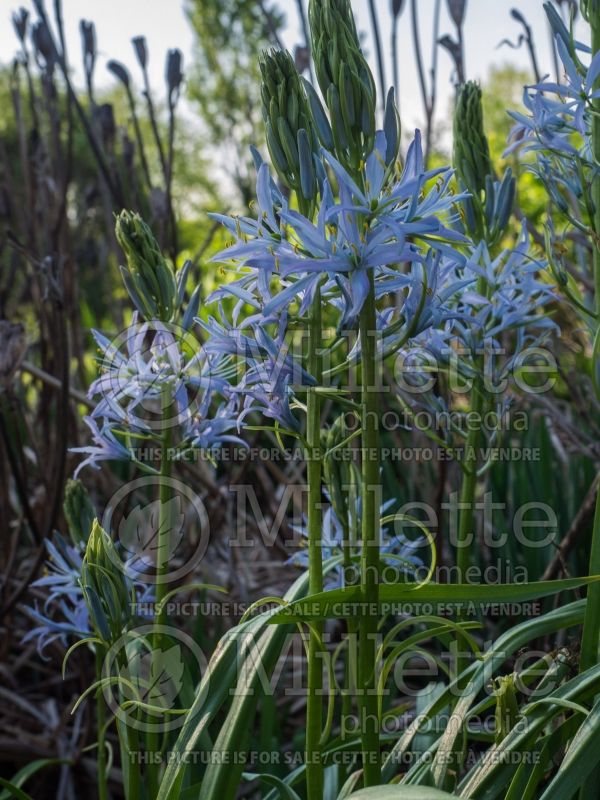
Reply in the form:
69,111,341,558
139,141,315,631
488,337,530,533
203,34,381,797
268,577,599,623
538,694,600,799
0,760,69,800
382,600,586,784
157,560,341,800
242,772,302,799
458,664,600,798
348,788,459,799
0,778,36,800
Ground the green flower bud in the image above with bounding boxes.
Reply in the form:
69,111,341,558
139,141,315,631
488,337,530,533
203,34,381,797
115,210,177,322
63,479,96,546
259,49,318,210
581,0,600,22
81,520,132,643
453,81,492,197
493,674,520,744
308,0,376,173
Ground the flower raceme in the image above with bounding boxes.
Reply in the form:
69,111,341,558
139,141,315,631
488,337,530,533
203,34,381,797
505,3,599,317
506,8,600,160
395,227,558,438
200,308,315,432
210,129,468,331
72,312,242,475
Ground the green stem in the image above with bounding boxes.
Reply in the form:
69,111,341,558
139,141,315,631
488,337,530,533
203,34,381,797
95,648,108,800
306,286,324,800
155,426,173,629
579,476,600,800
455,265,490,678
147,418,173,796
455,378,483,678
581,0,600,677
341,508,357,739
115,648,142,800
358,272,381,786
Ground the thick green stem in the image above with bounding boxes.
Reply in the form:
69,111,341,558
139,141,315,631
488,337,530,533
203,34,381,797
95,648,108,800
115,648,142,800
456,382,484,577
455,379,483,678
456,267,489,678
155,426,173,629
358,272,381,785
573,17,599,800
147,418,173,795
306,287,324,800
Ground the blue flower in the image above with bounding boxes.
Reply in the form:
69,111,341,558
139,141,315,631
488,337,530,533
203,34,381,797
201,310,315,432
23,532,155,657
533,40,600,136
397,225,558,400
71,416,132,477
506,34,600,158
23,534,91,656
73,313,240,474
210,130,467,328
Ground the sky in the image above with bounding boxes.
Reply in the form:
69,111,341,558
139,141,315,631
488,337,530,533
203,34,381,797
0,1,588,171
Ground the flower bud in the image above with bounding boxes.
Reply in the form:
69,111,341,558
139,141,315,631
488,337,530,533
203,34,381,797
107,59,130,88
308,0,376,173
115,210,177,322
580,0,598,21
81,520,131,643
383,87,401,166
132,36,148,69
166,48,183,104
259,49,318,208
31,20,56,70
392,0,406,18
453,81,492,197
80,20,96,64
63,479,96,546
12,9,28,43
